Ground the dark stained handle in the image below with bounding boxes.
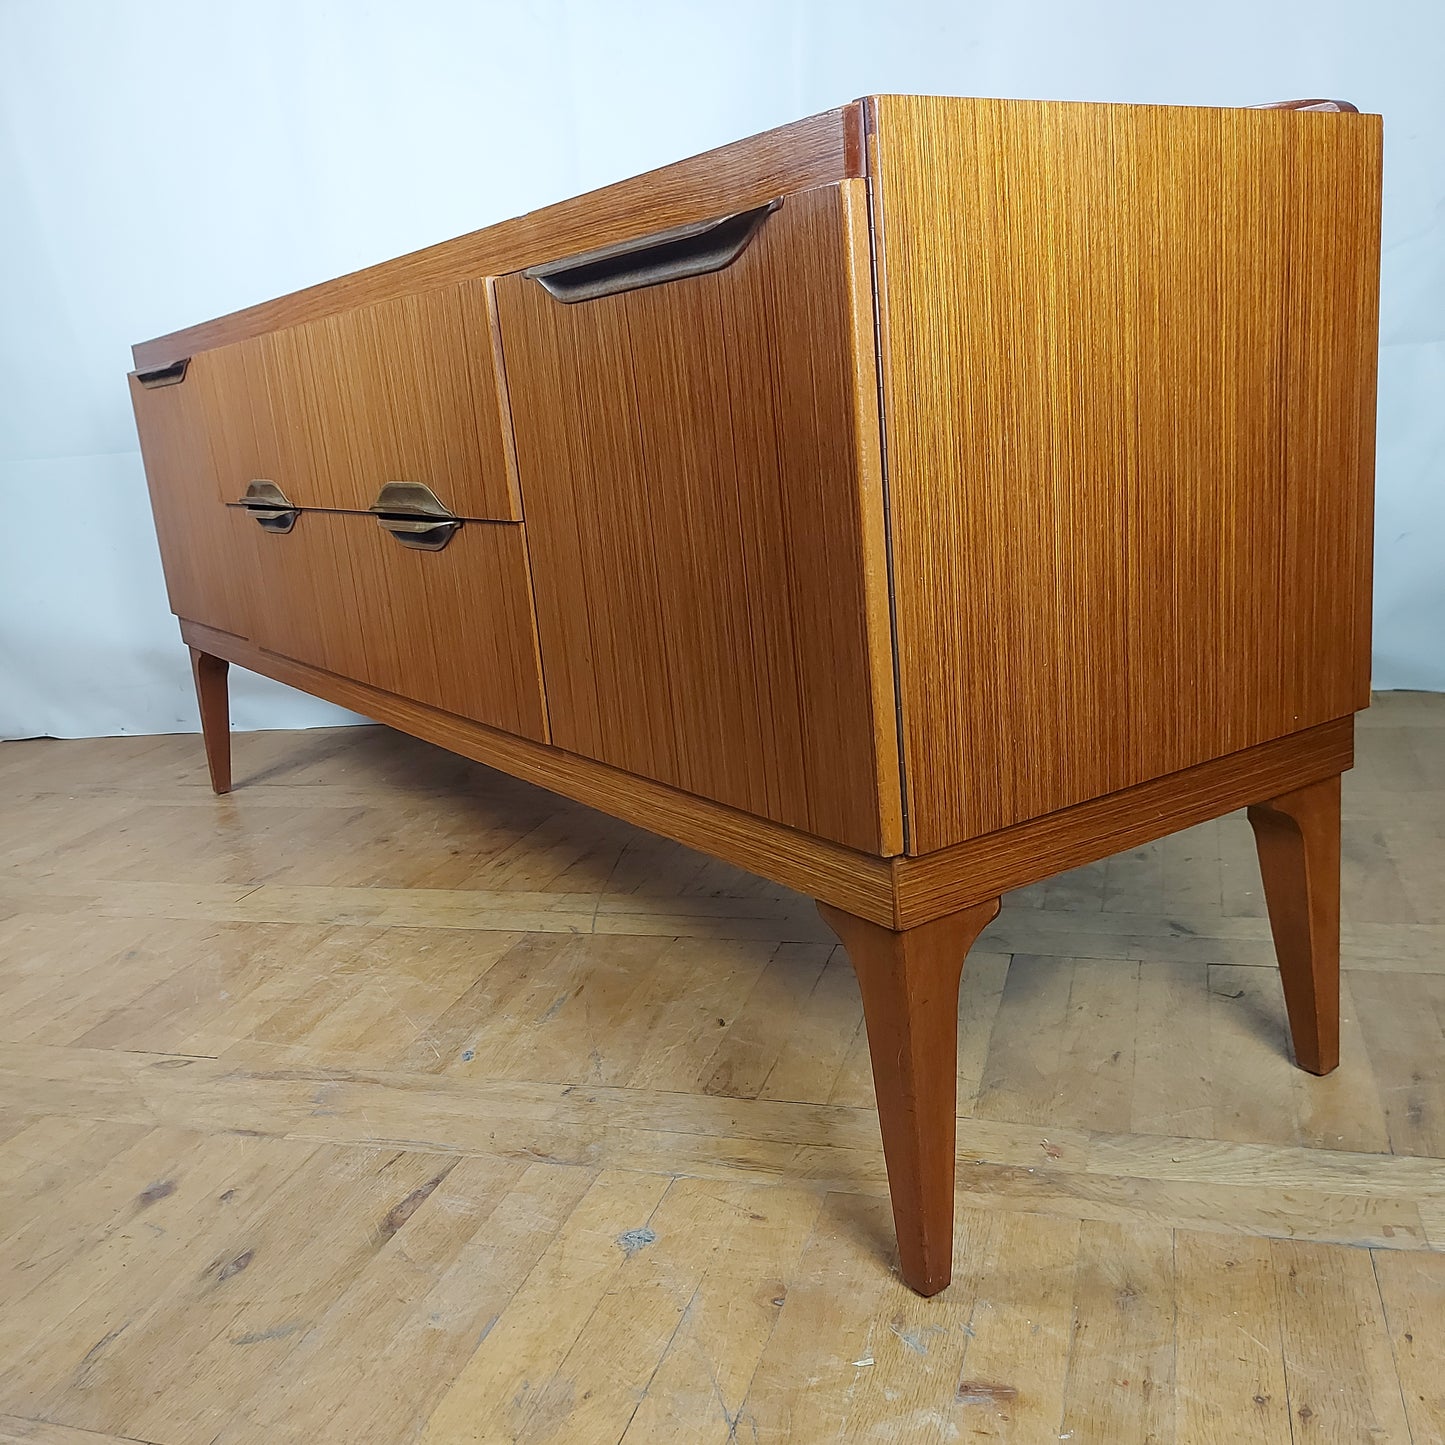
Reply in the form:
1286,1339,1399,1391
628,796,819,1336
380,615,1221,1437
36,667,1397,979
369,481,460,552
375,514,461,551
238,479,298,533
135,359,190,388
1251,98,1360,112
524,199,782,304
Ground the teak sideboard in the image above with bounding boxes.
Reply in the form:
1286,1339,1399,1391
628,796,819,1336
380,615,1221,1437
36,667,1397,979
129,95,1382,1296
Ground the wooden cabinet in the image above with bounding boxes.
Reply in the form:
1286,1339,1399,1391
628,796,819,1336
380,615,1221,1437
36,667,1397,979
130,95,1382,1298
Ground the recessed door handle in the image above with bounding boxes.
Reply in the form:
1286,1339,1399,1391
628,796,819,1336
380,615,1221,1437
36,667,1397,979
1251,97,1359,111
370,481,460,552
136,359,190,388
238,479,298,533
524,198,782,304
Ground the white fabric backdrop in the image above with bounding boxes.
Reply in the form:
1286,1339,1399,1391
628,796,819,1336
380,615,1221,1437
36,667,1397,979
2,0,1441,740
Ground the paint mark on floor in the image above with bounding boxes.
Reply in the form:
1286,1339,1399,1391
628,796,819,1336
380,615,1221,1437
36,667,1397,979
889,1319,948,1356
233,1321,305,1346
617,1226,657,1257
137,1179,176,1207
957,1380,1019,1407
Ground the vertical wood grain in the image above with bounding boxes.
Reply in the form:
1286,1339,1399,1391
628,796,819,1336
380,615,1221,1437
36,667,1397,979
191,336,283,507
244,513,548,742
195,284,520,521
127,371,262,638
870,96,1382,852
841,180,906,855
1278,118,1382,722
1373,1249,1445,1442
133,104,865,370
495,181,900,854
1123,105,1287,775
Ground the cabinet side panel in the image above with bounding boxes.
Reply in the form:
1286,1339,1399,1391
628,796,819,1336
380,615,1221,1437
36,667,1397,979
871,96,1381,852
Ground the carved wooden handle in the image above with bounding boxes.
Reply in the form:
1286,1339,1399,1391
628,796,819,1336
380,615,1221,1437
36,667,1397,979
369,481,460,552
135,359,190,388
523,199,782,304
238,480,298,533
1252,98,1360,112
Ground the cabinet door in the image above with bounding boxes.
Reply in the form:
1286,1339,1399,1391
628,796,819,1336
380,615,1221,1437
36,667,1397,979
195,282,520,521
241,511,548,742
129,369,263,638
494,181,899,853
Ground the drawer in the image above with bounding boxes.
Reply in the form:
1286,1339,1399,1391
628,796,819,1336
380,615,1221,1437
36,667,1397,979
493,180,899,852
236,507,548,742
192,281,520,521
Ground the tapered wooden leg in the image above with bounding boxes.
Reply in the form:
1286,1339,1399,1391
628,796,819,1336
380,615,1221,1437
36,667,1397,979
817,896,1001,1296
188,647,232,795
1247,773,1342,1075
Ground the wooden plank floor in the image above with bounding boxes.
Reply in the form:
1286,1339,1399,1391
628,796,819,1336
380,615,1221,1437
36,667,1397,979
0,692,1441,1444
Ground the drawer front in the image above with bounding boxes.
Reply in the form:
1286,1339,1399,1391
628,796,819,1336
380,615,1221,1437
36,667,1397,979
194,281,520,521
493,180,899,853
237,509,548,742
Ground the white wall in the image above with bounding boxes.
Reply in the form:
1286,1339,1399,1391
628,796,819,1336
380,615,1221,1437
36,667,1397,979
2,0,1440,740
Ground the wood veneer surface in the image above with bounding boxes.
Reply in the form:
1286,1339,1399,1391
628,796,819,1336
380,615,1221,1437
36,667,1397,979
133,95,1380,877
132,364,537,729
195,281,519,520
129,372,263,640
869,96,1381,853
494,180,900,855
238,514,548,744
132,105,864,370
891,717,1355,926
